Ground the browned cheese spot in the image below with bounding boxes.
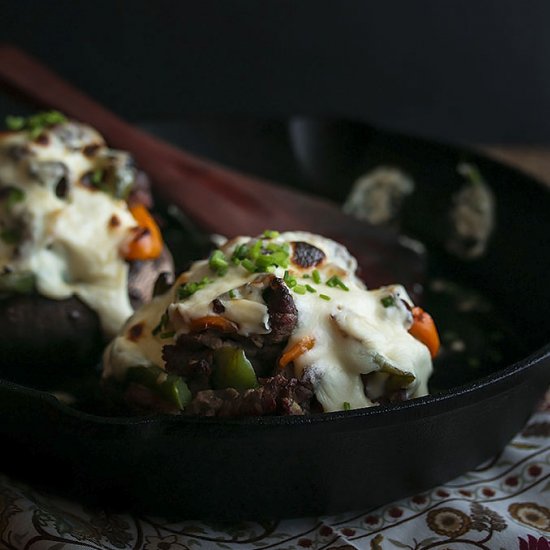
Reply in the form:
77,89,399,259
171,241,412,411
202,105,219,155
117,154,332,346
109,214,121,229
291,241,326,269
127,322,145,342
82,143,101,157
34,133,49,146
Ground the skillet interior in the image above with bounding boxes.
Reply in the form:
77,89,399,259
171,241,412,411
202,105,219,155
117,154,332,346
0,117,549,520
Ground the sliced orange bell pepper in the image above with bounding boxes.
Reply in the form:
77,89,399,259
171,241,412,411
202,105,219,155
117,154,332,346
279,336,315,368
122,204,163,261
409,306,440,358
189,315,238,333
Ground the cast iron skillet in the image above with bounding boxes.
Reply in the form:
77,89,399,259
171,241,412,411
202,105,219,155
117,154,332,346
0,113,549,520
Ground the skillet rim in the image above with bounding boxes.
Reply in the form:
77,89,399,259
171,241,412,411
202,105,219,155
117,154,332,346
1,342,548,429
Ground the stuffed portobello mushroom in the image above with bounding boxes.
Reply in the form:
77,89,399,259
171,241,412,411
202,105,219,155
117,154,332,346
0,112,173,385
103,231,440,416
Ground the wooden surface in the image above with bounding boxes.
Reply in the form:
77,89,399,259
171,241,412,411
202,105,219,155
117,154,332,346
480,146,550,187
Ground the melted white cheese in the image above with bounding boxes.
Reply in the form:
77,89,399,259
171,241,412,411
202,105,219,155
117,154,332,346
104,231,433,411
0,123,139,335
169,258,271,337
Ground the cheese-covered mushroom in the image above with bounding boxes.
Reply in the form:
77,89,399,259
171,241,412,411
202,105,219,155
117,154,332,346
103,231,438,416
0,112,172,385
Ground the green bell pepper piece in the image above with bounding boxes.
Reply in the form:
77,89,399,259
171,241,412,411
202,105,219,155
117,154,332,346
212,347,259,390
126,365,191,410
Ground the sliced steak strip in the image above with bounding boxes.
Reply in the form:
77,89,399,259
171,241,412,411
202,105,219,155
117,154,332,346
262,276,298,344
184,374,314,417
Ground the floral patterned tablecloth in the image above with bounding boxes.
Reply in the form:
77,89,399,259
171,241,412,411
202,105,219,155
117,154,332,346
1,392,549,550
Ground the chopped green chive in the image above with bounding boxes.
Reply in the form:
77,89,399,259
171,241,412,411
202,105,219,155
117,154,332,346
305,284,317,293
241,258,256,272
381,296,396,308
256,251,288,269
302,274,310,279
326,275,349,291
0,228,21,245
228,289,237,299
248,239,262,261
209,249,229,276
231,244,249,262
159,331,175,339
262,229,280,239
343,401,351,411
5,111,67,135
230,237,290,273
277,253,290,267
29,127,43,139
255,254,274,269
178,277,212,299
319,294,331,301
284,270,297,288
293,285,306,295
38,111,67,126
312,269,321,284
91,169,104,185
5,116,25,131
235,244,249,257
5,188,25,209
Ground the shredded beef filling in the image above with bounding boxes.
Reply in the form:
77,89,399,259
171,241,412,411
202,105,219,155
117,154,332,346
184,374,315,417
161,275,305,416
261,276,298,343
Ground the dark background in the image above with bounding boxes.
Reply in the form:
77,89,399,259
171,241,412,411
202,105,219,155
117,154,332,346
2,0,550,145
